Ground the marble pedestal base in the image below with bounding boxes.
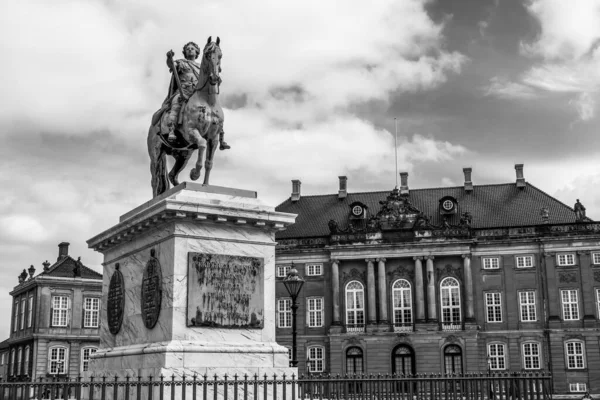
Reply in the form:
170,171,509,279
87,183,297,380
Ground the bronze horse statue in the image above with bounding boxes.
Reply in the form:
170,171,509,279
147,37,225,197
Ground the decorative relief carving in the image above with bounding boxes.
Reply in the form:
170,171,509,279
388,265,414,280
446,335,458,343
437,264,462,280
559,271,578,283
187,252,264,328
107,263,125,335
141,249,162,329
342,268,366,283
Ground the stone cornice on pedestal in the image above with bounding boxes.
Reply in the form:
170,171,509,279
88,183,297,252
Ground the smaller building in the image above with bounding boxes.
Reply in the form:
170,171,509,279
6,242,102,380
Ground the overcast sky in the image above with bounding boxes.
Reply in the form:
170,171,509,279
1,0,599,339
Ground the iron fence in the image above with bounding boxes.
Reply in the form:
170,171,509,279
0,372,552,400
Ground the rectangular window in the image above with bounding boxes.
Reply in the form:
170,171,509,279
23,347,29,376
485,293,502,322
306,264,322,276
84,298,100,328
276,265,290,278
9,350,15,376
557,253,576,266
49,347,67,374
561,290,579,320
593,253,600,265
483,257,500,269
81,348,97,372
13,301,18,332
522,343,541,370
519,291,537,322
16,347,22,376
565,341,585,369
307,297,323,327
597,289,600,319
276,299,291,328
27,296,34,328
308,347,324,373
516,255,533,268
19,298,26,330
569,383,587,393
52,296,69,327
488,343,506,370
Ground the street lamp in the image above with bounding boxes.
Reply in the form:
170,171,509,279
283,263,305,367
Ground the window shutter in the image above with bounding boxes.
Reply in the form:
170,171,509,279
50,306,54,328
81,298,85,328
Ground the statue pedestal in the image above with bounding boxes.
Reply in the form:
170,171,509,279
87,183,297,379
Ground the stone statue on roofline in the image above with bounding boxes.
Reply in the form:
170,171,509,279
574,199,586,222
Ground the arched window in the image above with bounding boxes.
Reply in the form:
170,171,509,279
81,347,98,372
23,346,30,376
392,345,415,375
444,345,463,374
440,278,461,328
48,346,68,375
346,347,364,374
392,279,412,331
345,281,365,332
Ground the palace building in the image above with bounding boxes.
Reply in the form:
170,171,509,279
5,242,102,380
274,165,600,395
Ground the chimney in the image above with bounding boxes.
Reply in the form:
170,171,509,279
463,167,473,192
515,164,526,188
338,176,348,199
291,180,301,202
57,242,70,261
399,172,409,195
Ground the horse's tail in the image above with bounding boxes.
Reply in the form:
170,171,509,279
148,124,169,197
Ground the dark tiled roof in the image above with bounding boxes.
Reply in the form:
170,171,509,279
275,182,589,239
0,339,9,350
41,256,102,280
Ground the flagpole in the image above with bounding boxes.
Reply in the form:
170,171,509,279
394,118,398,188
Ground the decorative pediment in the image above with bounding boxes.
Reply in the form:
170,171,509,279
387,265,414,281
342,268,366,283
375,188,422,230
437,264,462,280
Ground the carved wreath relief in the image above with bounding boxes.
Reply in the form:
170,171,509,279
141,249,162,329
187,253,264,329
107,263,125,334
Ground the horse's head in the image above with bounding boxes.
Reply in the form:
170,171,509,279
202,36,222,90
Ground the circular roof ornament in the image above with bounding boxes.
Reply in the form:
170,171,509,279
442,199,454,211
352,205,364,216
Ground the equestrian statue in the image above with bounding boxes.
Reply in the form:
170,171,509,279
147,36,230,198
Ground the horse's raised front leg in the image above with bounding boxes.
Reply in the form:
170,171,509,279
187,128,206,181
169,149,192,187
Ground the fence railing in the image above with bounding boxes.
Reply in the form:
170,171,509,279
0,372,552,400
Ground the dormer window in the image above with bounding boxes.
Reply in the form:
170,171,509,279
439,196,458,216
349,202,367,219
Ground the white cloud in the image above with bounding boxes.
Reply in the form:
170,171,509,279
484,76,539,99
0,215,48,243
510,0,600,122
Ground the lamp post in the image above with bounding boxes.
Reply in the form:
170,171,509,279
283,264,305,367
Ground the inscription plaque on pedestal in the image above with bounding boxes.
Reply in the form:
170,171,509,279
187,253,264,328
142,249,162,329
107,264,125,334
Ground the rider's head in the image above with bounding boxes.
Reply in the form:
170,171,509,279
182,42,201,60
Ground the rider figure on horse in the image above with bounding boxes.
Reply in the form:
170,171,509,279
164,41,230,150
